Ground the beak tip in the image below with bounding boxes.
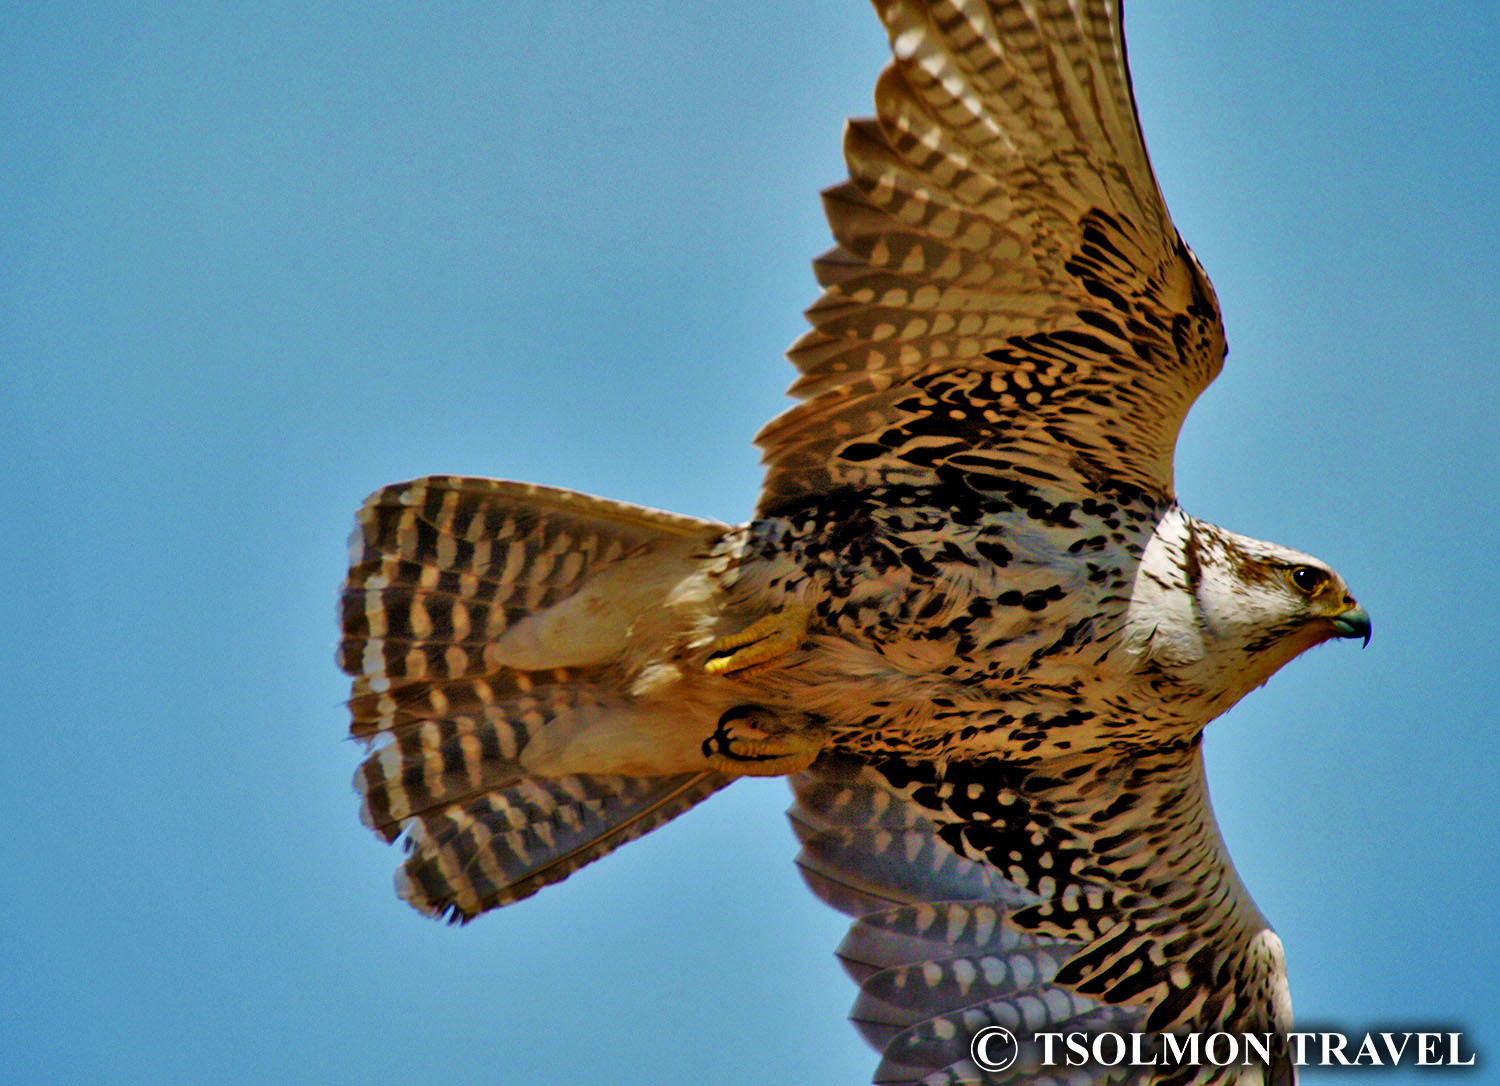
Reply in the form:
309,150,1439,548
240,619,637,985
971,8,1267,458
1331,606,1372,647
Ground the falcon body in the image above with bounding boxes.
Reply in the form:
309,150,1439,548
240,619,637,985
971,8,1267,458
714,482,1358,764
339,2,1369,1082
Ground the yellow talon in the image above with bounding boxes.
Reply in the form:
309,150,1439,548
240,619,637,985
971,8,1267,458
704,733,822,775
701,706,826,776
704,605,811,677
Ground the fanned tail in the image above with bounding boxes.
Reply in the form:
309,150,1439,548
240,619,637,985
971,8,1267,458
340,475,736,919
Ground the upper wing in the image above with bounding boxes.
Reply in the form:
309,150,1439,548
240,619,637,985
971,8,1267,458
791,750,1295,1085
757,0,1225,517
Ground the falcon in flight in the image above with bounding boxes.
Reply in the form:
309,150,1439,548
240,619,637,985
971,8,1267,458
340,2,1369,1082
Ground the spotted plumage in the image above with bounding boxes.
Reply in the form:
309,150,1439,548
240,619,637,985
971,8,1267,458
339,2,1367,1083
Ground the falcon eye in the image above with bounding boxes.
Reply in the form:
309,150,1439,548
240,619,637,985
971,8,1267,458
1288,565,1328,595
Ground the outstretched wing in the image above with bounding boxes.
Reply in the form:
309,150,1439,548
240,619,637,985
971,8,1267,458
757,0,1225,517
791,751,1295,1085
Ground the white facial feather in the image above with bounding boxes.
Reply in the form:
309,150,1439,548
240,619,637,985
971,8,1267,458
1127,507,1339,712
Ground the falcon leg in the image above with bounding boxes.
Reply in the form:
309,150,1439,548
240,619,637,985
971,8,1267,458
704,605,811,677
701,705,826,777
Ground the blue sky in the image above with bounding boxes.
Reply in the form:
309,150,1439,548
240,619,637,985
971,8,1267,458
4,3,1497,1083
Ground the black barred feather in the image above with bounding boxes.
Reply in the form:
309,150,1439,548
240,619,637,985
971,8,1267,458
792,754,1151,1085
755,0,1225,517
395,770,727,919
341,476,736,918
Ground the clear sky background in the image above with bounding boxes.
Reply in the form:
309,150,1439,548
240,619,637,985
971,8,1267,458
4,3,1497,1084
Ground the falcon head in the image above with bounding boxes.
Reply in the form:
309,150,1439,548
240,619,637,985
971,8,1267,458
1130,508,1370,713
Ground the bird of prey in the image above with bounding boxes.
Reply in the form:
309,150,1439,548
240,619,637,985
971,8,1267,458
339,2,1369,1082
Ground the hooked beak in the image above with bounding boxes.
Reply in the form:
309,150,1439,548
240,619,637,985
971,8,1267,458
1330,605,1372,647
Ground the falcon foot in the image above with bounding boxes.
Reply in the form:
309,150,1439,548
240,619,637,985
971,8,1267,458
702,705,825,777
704,605,811,677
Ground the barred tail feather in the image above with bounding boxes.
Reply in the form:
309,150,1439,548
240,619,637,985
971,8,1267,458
340,475,734,920
396,770,728,920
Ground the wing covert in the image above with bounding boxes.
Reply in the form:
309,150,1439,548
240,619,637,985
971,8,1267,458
757,0,1226,516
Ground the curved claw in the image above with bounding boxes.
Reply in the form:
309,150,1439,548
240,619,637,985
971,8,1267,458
705,605,811,677
702,705,826,777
